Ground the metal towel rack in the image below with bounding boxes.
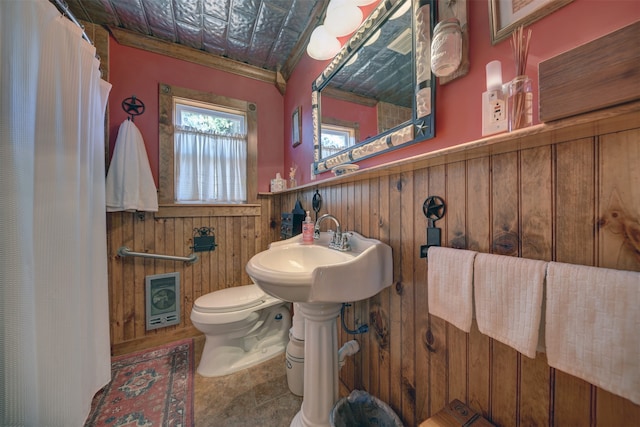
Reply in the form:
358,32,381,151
117,246,199,264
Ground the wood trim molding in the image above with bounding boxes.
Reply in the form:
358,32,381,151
155,204,261,218
109,27,277,86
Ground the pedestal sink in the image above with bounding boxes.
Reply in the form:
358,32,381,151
246,232,393,427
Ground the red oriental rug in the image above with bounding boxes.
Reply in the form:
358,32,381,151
84,338,194,427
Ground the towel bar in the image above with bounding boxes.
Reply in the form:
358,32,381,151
117,246,198,264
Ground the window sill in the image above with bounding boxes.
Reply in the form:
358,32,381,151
155,204,261,218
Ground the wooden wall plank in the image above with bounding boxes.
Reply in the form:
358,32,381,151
354,182,368,391
554,372,593,426
133,215,146,338
465,157,491,418
445,162,468,406
519,145,553,427
342,182,356,391
554,137,595,425
389,173,404,420
108,212,124,346
490,152,519,426
427,165,448,415
400,171,416,427
122,212,135,341
555,138,596,265
598,129,640,272
377,176,392,404
367,178,382,397
413,168,431,424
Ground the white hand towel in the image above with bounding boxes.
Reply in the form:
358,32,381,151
427,247,477,332
474,253,547,358
546,262,640,405
105,120,158,212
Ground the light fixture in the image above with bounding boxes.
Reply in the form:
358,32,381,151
324,2,363,37
430,18,462,77
307,0,381,61
307,25,341,60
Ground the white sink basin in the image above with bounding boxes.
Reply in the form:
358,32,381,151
246,231,393,303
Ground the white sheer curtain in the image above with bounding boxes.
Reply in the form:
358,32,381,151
174,126,247,203
0,1,112,425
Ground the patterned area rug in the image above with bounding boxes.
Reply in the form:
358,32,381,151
84,338,194,427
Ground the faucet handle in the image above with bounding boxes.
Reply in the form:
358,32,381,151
340,233,351,251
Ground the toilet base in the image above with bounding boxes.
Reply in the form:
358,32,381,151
197,341,286,377
196,303,291,377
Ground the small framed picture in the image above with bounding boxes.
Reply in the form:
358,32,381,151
292,106,301,147
489,0,573,44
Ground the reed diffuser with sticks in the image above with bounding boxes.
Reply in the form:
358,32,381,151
508,26,533,131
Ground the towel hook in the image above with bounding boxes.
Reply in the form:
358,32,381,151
420,195,446,259
122,95,145,121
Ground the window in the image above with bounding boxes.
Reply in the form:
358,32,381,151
173,98,247,203
321,123,357,158
158,83,258,215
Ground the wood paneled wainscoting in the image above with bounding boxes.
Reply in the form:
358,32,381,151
271,102,640,426
106,196,281,356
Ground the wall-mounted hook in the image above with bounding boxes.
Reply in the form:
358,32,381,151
122,95,145,122
420,195,446,258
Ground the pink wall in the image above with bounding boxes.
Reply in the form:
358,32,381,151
322,96,378,141
108,40,284,192
285,0,640,185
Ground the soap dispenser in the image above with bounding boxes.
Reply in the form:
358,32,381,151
302,211,314,245
482,60,508,136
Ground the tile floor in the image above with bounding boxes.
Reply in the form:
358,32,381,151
193,336,303,426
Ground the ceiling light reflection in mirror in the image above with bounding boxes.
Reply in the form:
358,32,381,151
312,0,436,174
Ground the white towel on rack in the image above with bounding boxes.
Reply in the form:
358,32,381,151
105,120,158,212
427,247,477,332
474,253,547,358
546,262,640,405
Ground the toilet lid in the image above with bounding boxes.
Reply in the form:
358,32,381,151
194,284,266,313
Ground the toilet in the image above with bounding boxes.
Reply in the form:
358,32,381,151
190,284,291,377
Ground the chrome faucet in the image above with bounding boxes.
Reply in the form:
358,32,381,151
314,214,350,251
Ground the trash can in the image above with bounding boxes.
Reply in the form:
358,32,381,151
285,330,304,396
330,389,404,427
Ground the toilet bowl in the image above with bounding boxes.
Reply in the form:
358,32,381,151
191,284,291,377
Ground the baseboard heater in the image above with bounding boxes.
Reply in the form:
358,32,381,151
145,272,180,330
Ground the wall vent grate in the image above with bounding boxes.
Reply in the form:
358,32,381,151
145,272,180,330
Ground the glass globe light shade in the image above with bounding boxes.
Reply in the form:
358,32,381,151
324,3,363,37
327,0,353,11
307,26,341,60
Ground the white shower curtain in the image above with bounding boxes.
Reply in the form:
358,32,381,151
0,1,112,426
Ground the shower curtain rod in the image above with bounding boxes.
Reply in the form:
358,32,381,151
52,0,92,45
117,246,199,264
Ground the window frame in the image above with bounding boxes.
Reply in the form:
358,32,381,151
320,117,360,158
158,83,258,217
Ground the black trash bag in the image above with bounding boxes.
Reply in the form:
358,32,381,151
330,390,404,427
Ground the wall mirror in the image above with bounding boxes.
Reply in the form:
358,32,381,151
312,0,435,174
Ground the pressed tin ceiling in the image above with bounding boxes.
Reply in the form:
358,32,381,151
58,0,325,77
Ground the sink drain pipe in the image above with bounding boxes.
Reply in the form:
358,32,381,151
339,340,360,369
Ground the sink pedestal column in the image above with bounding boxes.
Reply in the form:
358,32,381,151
290,302,342,427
